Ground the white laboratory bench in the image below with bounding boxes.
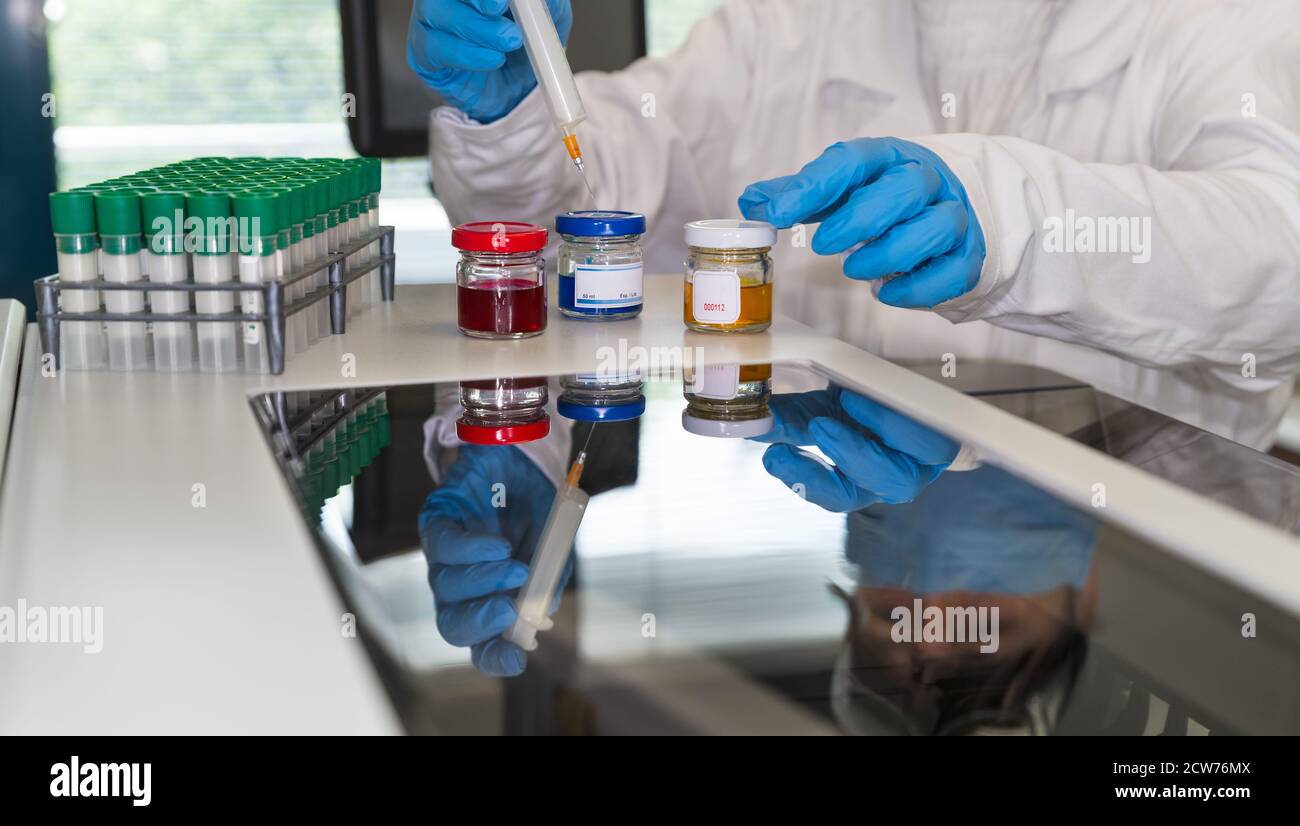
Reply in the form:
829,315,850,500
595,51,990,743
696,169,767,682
2,278,1300,735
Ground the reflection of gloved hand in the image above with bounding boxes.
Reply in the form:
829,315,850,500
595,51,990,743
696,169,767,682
738,138,985,308
849,464,1096,595
754,387,958,512
418,444,570,676
407,0,573,124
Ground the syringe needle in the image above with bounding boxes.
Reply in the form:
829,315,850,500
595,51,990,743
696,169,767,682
563,132,599,208
576,162,598,209
564,421,596,487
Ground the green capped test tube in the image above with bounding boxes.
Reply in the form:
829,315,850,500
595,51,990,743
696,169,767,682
187,191,239,372
49,191,107,369
142,191,194,371
94,190,149,371
233,191,279,374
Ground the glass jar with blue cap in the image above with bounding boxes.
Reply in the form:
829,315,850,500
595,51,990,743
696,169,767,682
556,210,646,320
558,372,646,422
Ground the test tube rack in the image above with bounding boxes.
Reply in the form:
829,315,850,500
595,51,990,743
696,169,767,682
253,386,391,523
35,225,396,376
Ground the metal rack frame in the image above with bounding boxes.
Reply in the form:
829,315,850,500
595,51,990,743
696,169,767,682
34,225,396,375
262,386,389,462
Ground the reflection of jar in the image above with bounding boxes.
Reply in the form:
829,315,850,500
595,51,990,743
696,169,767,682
454,222,548,339
682,363,773,438
556,211,645,320
684,220,776,334
558,372,646,422
458,377,550,444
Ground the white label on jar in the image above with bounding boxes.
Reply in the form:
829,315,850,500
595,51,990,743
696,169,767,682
691,270,741,324
574,263,643,310
687,363,740,399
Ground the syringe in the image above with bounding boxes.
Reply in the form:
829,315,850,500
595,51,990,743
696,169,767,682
503,444,591,652
507,0,598,205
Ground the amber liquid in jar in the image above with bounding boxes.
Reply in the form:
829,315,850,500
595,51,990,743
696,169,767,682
684,246,773,334
683,281,772,333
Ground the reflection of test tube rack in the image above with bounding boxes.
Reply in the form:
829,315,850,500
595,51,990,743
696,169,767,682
35,225,397,376
682,363,775,438
254,387,392,523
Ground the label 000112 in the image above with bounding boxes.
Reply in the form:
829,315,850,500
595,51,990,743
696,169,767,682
691,270,741,324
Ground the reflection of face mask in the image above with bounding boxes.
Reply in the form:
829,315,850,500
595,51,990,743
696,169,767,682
845,464,1096,594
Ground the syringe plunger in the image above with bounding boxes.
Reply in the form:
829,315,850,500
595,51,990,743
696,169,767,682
509,0,586,132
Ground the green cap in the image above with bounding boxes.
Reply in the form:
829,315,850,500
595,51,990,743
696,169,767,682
325,173,341,208
252,185,292,250
348,164,365,204
281,183,308,226
49,191,97,235
300,176,325,216
141,191,186,239
262,186,292,234
93,190,142,235
186,191,230,220
232,191,279,239
187,191,231,255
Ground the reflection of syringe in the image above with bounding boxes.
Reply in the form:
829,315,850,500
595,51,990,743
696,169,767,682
503,447,590,652
508,0,598,207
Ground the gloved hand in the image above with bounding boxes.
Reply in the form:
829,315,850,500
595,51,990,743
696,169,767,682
407,0,573,124
418,444,571,676
754,386,959,512
848,464,1097,595
738,137,985,308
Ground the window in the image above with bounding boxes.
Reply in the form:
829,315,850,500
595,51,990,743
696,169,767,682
46,0,446,279
43,1,727,284
46,0,349,186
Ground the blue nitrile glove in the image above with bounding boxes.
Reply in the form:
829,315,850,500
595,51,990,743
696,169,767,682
753,386,959,512
407,0,573,124
418,444,571,676
738,137,985,308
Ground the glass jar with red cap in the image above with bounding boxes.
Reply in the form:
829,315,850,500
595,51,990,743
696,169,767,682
457,377,551,445
453,221,549,339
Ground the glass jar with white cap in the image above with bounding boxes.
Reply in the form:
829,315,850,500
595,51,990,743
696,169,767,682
683,219,777,334
681,363,774,438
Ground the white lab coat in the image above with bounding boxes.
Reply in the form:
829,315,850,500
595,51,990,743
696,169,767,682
428,0,1300,448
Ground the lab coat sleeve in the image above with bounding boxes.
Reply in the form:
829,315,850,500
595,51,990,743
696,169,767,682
915,4,1300,389
428,0,763,269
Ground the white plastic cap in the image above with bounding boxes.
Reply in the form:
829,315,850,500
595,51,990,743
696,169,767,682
681,410,775,439
685,219,778,250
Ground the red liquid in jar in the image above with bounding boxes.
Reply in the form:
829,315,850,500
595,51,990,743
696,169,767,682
457,279,547,337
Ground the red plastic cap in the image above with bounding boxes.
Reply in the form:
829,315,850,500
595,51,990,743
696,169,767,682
456,415,551,445
452,221,548,254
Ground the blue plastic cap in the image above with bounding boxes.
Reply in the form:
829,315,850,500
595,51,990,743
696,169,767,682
556,210,646,238
557,396,647,422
